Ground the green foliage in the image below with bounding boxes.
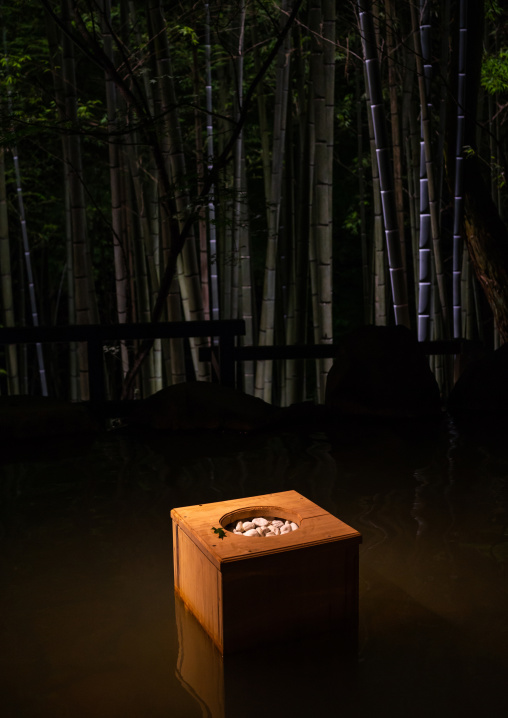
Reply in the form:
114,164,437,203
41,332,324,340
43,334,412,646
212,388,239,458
336,92,354,129
0,53,32,84
486,0,503,22
176,25,199,46
343,208,361,236
481,49,508,94
212,526,226,540
463,145,506,189
491,162,506,189
76,99,103,120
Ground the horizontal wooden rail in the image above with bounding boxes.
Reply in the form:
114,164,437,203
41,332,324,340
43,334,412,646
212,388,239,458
0,323,482,403
199,338,483,363
0,320,245,343
0,320,246,400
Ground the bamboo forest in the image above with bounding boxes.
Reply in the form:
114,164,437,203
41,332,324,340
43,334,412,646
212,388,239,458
1,0,508,407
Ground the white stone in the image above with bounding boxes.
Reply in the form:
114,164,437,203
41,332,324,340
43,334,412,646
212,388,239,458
256,526,270,537
252,517,269,527
230,516,299,537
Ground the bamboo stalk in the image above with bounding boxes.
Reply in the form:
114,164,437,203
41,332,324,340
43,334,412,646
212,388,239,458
232,1,247,331
100,0,130,377
3,26,47,396
204,2,220,322
60,0,99,398
255,0,292,402
192,46,210,324
358,0,410,328
452,0,468,339
401,47,420,310
286,25,310,404
416,0,432,341
385,0,406,274
46,13,79,399
363,60,386,325
148,0,208,381
410,0,448,337
356,63,370,323
0,146,19,394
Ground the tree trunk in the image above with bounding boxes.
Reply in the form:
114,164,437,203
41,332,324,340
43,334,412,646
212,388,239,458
464,156,508,343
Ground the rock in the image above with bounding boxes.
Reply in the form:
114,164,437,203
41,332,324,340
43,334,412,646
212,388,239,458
226,516,299,537
124,381,277,432
252,517,269,527
447,342,508,415
325,325,442,418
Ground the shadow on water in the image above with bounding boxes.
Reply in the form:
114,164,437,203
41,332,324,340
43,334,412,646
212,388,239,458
1,415,508,716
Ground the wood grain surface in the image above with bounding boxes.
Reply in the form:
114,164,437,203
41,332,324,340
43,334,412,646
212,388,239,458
171,490,361,653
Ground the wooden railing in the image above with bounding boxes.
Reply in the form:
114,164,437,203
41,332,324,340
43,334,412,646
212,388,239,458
0,322,483,404
198,338,483,363
0,320,246,401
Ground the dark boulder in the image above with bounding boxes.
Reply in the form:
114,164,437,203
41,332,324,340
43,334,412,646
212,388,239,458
124,381,277,432
325,325,442,418
447,342,508,415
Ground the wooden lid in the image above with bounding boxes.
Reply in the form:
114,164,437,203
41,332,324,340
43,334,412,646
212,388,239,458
171,490,361,569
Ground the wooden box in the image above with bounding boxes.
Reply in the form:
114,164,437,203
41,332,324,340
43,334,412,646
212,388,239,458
171,490,361,655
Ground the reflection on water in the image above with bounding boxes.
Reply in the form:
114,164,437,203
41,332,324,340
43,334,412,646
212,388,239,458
1,417,508,716
175,594,358,718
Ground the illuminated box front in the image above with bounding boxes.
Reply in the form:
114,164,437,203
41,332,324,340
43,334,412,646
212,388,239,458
171,490,361,655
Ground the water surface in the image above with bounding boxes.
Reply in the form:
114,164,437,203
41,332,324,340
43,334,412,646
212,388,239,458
1,416,507,717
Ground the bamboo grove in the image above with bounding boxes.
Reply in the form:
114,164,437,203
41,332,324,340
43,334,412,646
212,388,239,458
0,0,507,405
